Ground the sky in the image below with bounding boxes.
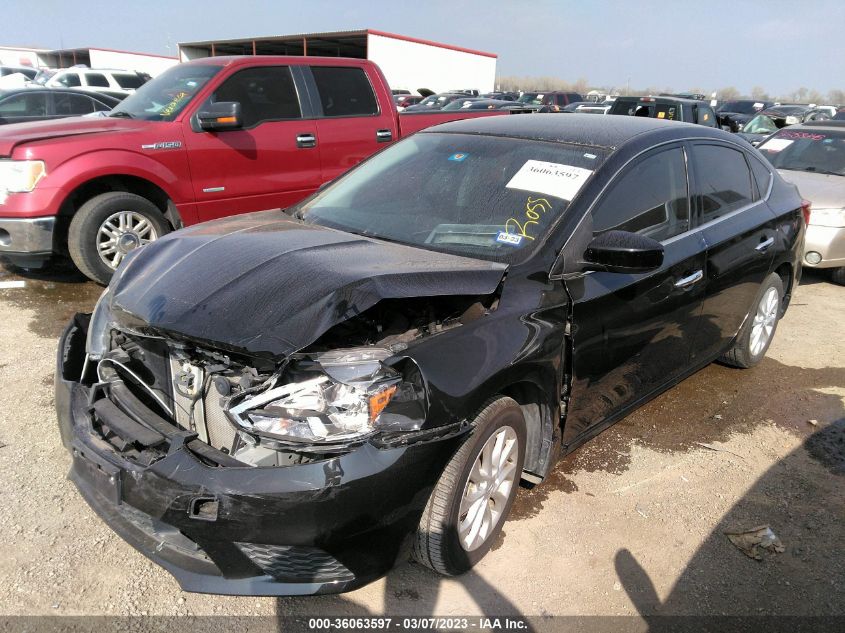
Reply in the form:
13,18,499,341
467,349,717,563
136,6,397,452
5,0,845,96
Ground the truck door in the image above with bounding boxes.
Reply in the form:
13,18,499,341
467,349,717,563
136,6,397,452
305,65,399,184
183,65,322,222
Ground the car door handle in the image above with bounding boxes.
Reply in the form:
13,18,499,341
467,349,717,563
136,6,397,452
376,129,393,143
674,270,704,289
755,236,775,252
296,133,317,148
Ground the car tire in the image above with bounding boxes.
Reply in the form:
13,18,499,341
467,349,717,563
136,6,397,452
412,396,526,576
68,192,169,285
720,272,784,369
831,267,845,286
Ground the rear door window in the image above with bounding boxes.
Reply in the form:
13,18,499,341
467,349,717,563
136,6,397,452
114,73,145,89
655,103,678,121
311,67,379,117
691,144,754,224
591,146,690,242
53,93,96,115
85,73,110,87
697,106,716,127
56,72,81,87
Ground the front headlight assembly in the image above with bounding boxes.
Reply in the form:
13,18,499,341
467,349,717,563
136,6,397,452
0,160,46,204
227,348,403,446
86,288,114,360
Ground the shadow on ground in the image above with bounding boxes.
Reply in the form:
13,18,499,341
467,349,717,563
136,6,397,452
616,417,845,618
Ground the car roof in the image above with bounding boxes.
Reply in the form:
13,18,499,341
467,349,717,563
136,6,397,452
799,120,845,130
0,87,116,99
615,95,705,105
425,112,727,150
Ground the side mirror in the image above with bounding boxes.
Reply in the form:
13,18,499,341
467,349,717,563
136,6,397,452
198,102,242,131
582,230,664,274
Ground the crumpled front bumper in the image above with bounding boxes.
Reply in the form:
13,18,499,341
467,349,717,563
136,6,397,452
55,317,464,596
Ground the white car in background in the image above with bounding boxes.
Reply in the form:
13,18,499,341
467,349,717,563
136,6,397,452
758,121,845,285
32,67,149,96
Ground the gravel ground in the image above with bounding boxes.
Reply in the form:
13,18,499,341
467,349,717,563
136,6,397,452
0,262,842,623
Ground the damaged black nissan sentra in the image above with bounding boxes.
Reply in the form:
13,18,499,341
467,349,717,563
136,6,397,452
55,115,804,596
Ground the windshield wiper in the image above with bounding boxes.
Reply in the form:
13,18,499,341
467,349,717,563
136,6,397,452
109,111,134,119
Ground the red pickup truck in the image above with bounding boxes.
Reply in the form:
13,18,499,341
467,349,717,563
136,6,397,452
0,56,509,283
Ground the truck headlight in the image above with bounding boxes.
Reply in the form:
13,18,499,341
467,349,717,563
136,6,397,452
0,160,46,203
86,288,114,360
808,208,845,228
227,348,401,445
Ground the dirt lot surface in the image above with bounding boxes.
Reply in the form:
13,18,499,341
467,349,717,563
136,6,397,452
0,262,842,623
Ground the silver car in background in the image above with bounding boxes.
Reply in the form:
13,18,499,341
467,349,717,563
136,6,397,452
758,121,845,285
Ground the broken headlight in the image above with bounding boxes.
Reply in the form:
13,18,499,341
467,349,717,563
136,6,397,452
226,348,401,446
86,288,114,360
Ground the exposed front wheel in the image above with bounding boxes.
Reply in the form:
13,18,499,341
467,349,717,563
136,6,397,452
831,267,845,286
413,396,526,575
68,192,170,285
720,273,784,368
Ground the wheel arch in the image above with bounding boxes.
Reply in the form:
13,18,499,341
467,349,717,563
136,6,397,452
54,174,182,255
773,261,794,315
498,380,560,483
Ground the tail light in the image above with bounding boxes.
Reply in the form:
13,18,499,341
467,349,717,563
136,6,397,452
801,199,811,226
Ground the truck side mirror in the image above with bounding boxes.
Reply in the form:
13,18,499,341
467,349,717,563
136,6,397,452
582,230,664,274
198,102,243,131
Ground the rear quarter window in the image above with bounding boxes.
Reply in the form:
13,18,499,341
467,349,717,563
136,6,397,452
749,154,773,198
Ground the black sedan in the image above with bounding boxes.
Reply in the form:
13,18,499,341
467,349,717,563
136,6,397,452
0,87,119,124
56,115,804,596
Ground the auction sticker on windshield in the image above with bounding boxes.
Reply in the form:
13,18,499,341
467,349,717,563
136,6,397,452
762,138,794,152
506,160,593,201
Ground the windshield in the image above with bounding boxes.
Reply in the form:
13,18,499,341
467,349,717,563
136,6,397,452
743,115,779,135
417,95,451,107
718,100,764,114
758,129,845,176
109,64,221,121
442,99,478,110
297,132,608,263
31,70,55,86
518,93,543,105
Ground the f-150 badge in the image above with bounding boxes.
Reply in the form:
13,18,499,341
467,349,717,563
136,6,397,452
141,141,182,150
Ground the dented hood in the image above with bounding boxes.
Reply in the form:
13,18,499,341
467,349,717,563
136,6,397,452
109,211,507,357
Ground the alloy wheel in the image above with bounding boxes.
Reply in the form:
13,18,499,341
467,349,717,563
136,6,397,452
458,426,519,552
96,210,158,269
750,286,779,356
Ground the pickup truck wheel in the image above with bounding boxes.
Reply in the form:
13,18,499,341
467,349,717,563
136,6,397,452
831,267,845,286
720,273,784,369
68,192,169,285
412,396,526,575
